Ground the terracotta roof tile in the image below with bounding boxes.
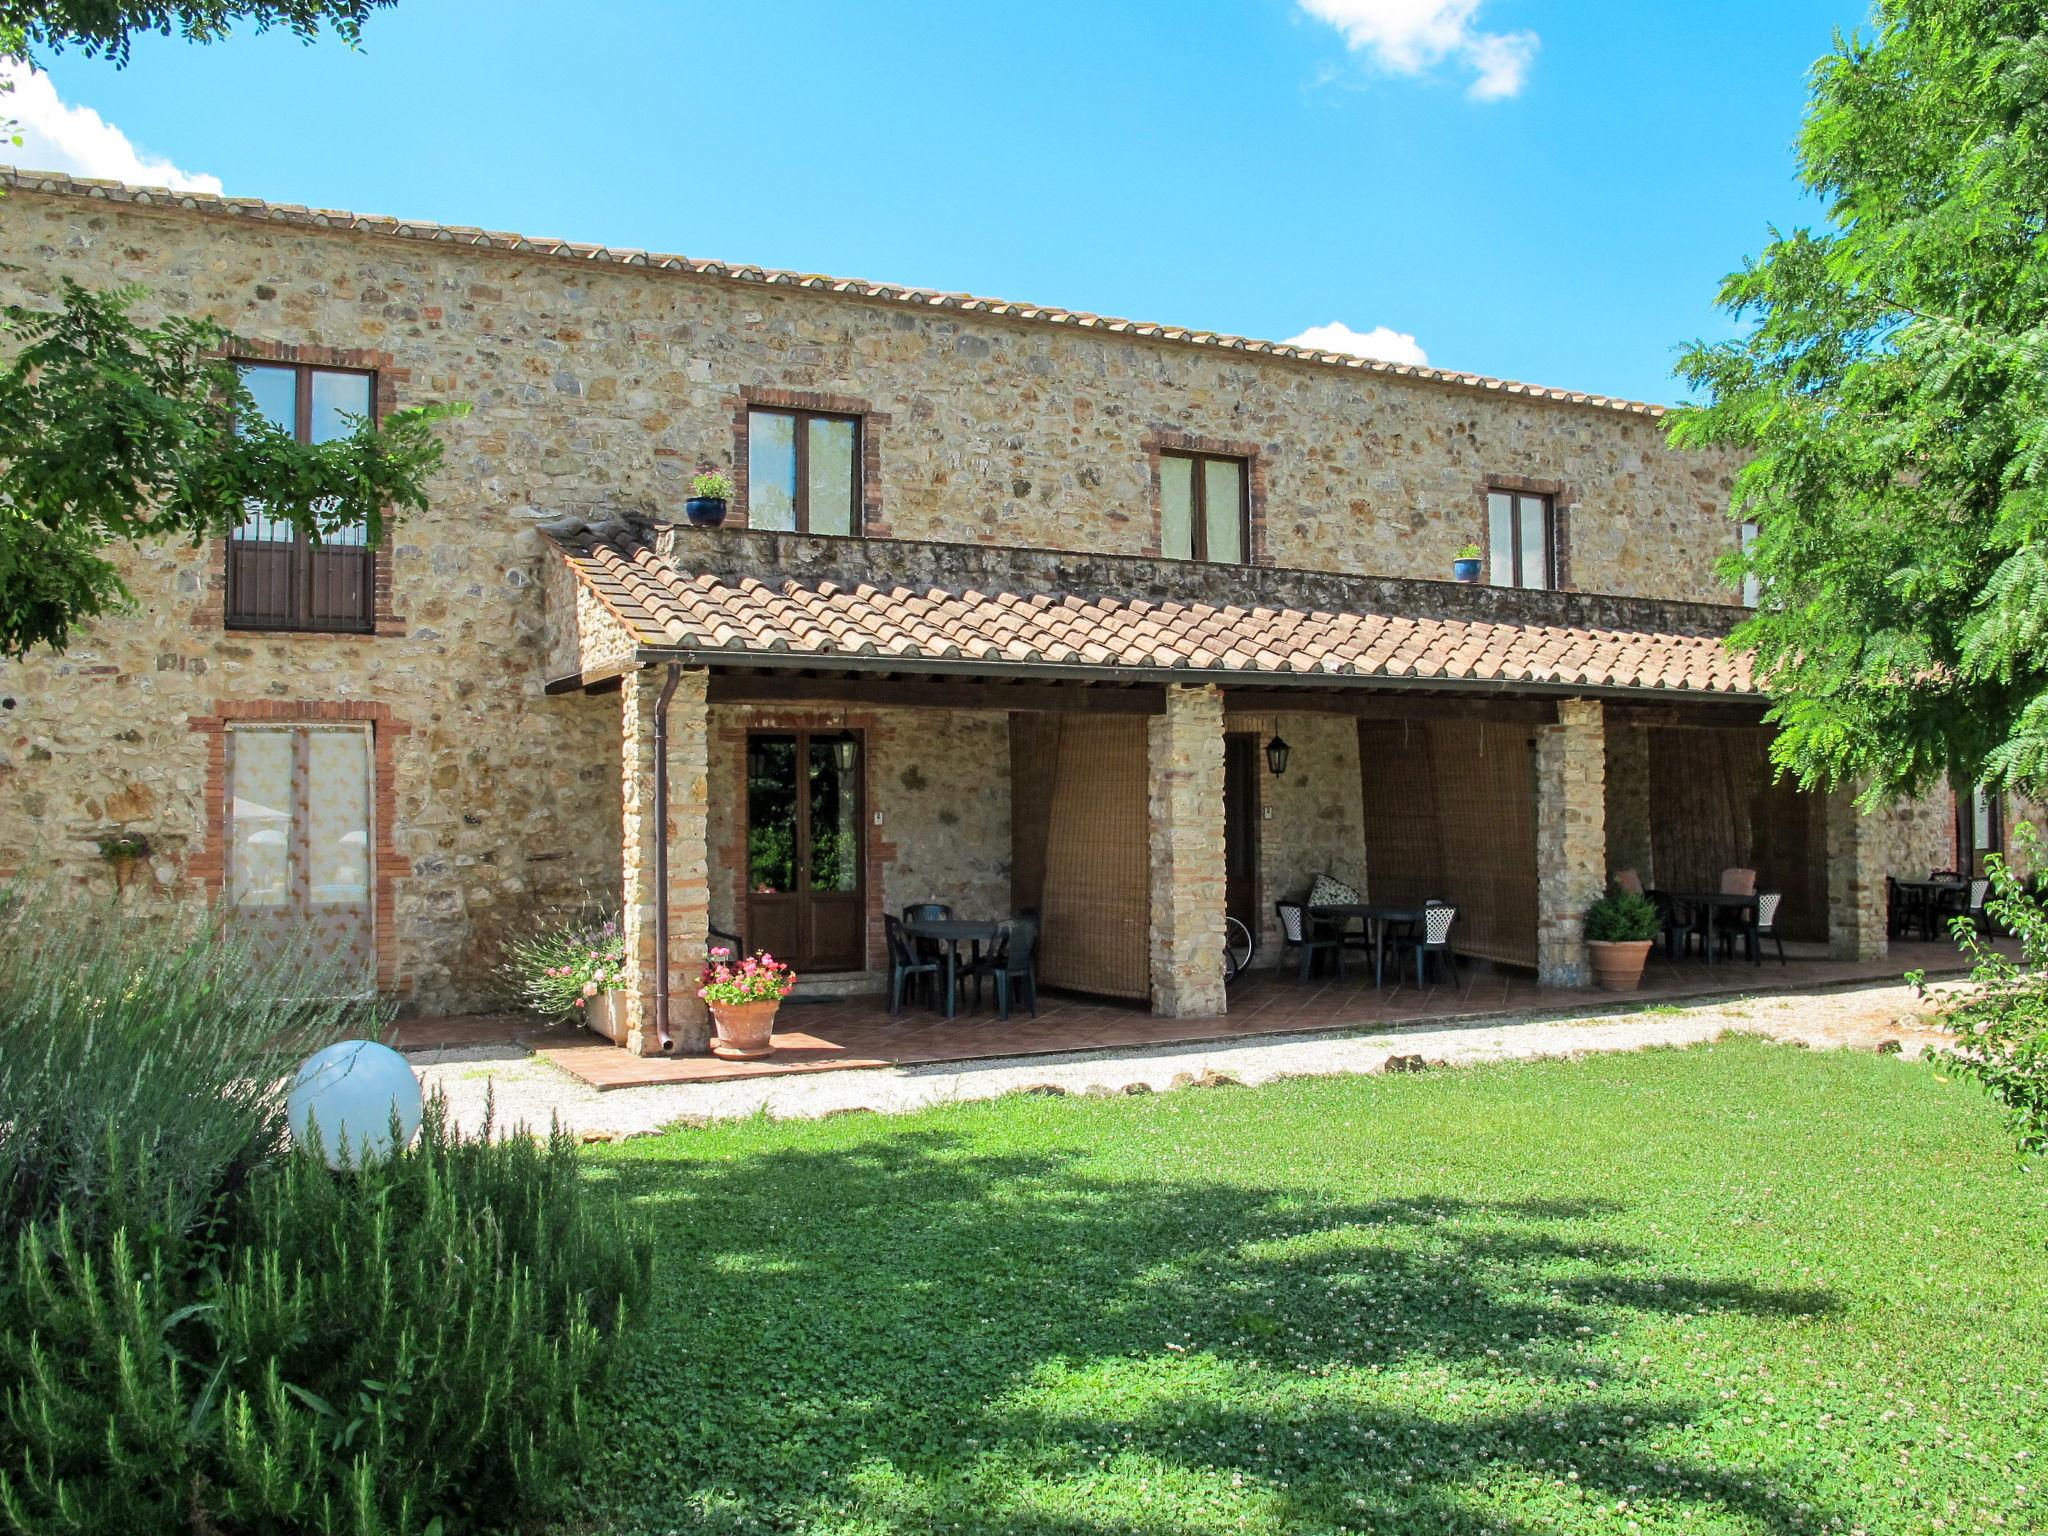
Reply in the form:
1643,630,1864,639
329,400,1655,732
554,535,1754,698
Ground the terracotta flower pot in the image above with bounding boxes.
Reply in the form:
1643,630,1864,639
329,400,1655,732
709,999,781,1060
1586,938,1654,992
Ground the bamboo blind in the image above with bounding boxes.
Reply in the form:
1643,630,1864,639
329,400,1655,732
1647,727,1828,941
1036,717,1152,999
1356,719,1540,969
1008,712,1058,918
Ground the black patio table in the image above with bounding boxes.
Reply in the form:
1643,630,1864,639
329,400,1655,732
1656,890,1760,965
901,916,1003,1018
1892,878,1968,942
1309,901,1430,989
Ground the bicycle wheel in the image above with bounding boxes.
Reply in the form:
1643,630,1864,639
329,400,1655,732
1222,915,1255,982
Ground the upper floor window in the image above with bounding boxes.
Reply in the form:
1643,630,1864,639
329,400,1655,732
227,362,377,632
747,407,861,535
1487,489,1553,589
1160,450,1248,564
1740,520,1762,608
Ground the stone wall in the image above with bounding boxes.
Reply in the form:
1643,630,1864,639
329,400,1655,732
1534,701,1608,986
1147,686,1227,1017
1234,712,1370,959
704,702,1011,997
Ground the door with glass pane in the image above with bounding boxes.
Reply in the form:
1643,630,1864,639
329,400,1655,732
745,730,865,972
225,725,375,984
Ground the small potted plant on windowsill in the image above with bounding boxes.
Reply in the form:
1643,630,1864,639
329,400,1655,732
685,469,734,528
1452,543,1484,584
96,831,152,893
1583,888,1662,991
700,946,797,1060
504,913,630,1042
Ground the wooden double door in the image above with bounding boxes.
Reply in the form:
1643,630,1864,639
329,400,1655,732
745,730,866,972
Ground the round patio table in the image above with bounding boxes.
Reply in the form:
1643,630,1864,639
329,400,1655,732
1309,901,1430,988
901,916,1002,1018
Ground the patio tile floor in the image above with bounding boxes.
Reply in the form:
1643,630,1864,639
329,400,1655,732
391,938,1991,1091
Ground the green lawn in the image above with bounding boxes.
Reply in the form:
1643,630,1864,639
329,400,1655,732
575,1038,2046,1535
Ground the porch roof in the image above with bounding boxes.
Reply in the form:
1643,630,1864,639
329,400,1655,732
549,524,1757,699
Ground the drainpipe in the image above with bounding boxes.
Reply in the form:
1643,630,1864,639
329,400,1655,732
650,662,683,1053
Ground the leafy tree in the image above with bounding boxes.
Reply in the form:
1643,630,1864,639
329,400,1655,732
0,0,463,658
0,0,392,66
0,283,462,657
1669,1,2048,803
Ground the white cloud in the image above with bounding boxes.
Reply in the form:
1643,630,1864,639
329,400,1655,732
1284,321,1430,367
1297,1,1539,100
0,59,221,192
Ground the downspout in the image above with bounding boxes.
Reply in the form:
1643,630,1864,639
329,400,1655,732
651,662,683,1052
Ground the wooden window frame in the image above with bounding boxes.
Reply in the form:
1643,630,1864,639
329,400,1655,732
226,358,380,634
744,405,865,537
1487,487,1556,590
1159,448,1252,565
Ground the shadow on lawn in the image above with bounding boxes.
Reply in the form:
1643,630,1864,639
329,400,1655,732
592,1130,1843,1534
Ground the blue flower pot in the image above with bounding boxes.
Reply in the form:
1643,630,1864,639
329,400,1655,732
1452,557,1482,584
684,496,728,528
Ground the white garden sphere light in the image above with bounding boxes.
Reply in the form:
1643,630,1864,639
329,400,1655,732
287,1040,424,1169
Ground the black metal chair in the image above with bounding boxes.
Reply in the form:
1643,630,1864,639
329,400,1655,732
709,923,745,960
1277,900,1345,982
1408,900,1459,987
1886,875,1905,940
884,914,941,1016
963,916,1038,1019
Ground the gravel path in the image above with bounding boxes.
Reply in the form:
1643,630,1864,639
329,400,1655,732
410,977,1958,1141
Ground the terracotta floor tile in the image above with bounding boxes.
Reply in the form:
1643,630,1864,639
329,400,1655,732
451,940,1995,1091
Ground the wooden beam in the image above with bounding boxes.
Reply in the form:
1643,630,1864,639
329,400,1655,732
705,671,1169,715
1605,700,1770,730
1221,688,1560,724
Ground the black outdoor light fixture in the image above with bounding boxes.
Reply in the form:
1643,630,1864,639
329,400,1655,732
1265,734,1290,776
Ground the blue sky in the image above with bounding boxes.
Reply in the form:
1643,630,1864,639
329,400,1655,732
4,0,1870,404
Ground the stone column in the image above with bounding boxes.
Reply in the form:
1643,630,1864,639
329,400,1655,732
1826,785,1888,961
1147,683,1228,1018
620,666,713,1055
1534,699,1608,987
1603,721,1655,888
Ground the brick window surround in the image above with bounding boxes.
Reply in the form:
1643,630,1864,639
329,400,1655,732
1479,473,1575,592
187,699,411,994
204,339,409,637
1142,429,1269,566
728,386,890,537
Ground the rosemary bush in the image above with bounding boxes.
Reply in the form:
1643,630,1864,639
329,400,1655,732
0,900,652,1535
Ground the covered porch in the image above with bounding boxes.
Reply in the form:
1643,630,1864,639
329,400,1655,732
543,524,1907,1061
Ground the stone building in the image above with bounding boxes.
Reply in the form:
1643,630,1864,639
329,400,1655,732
0,169,1994,1054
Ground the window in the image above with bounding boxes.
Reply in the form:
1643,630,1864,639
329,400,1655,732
1159,450,1249,563
1486,489,1553,589
225,724,375,980
746,407,861,535
227,362,378,632
1740,520,1762,608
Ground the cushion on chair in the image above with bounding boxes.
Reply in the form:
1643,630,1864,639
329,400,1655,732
1719,867,1757,896
1613,869,1645,895
1307,874,1361,909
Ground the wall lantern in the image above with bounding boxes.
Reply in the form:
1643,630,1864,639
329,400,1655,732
833,729,858,771
1265,735,1291,777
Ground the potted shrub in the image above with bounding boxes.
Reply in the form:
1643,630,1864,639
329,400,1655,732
699,946,797,1059
504,914,630,1042
1452,542,1484,583
96,831,152,893
685,469,734,528
1583,889,1662,991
